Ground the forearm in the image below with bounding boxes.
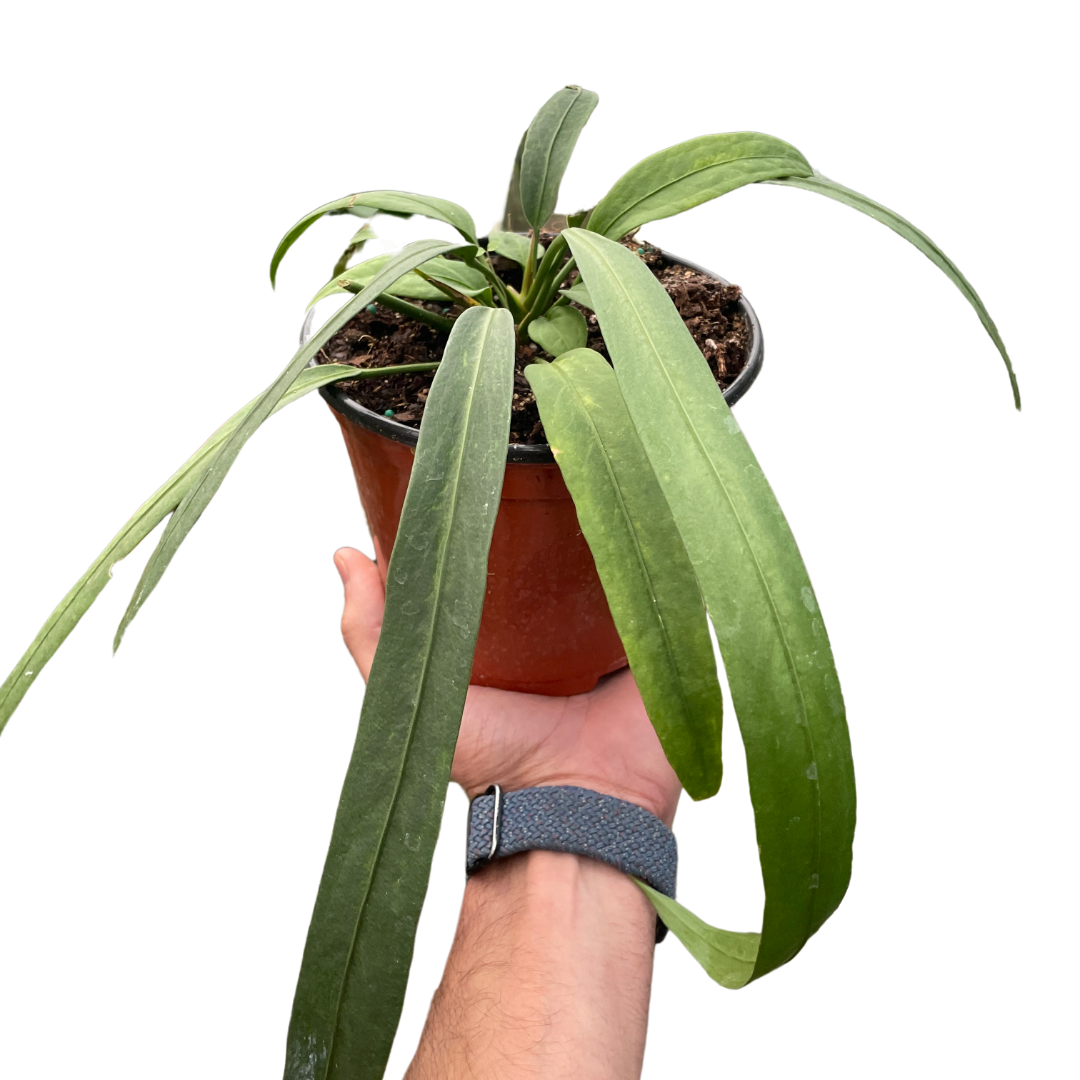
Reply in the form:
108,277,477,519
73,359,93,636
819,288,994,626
406,850,658,1079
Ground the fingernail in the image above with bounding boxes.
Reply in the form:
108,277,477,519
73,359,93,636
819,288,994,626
334,551,350,586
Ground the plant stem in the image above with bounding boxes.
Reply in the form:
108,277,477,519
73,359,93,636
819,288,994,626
349,361,440,379
536,256,577,314
521,228,540,295
502,285,526,323
370,293,455,333
412,269,484,308
518,240,574,336
469,251,523,319
521,233,568,310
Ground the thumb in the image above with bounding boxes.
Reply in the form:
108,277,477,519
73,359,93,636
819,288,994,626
335,547,385,681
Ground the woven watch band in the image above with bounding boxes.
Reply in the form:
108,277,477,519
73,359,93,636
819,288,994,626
466,785,677,942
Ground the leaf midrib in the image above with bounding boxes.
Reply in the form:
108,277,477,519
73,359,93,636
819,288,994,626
579,237,823,941
599,151,808,234
322,312,498,1077
553,365,696,725
528,95,577,226
1,418,229,716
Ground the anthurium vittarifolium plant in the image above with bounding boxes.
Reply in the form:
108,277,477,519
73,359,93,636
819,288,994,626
1,86,1018,1080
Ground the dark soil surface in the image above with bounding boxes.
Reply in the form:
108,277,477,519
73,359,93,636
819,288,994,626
315,237,750,445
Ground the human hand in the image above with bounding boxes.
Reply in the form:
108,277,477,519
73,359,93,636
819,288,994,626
333,547,681,826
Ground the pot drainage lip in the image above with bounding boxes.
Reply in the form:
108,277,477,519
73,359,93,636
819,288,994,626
308,249,763,464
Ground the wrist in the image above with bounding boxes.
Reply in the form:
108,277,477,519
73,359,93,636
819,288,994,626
465,784,677,948
430,851,656,1076
460,772,678,827
467,847,657,934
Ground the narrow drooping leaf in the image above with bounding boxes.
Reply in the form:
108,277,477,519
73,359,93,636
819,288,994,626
308,252,488,307
565,228,856,987
0,363,364,735
283,307,515,1080
115,239,474,649
486,229,544,269
766,172,1020,409
518,85,598,231
636,882,760,989
270,191,478,285
527,305,588,357
587,132,812,240
526,350,724,799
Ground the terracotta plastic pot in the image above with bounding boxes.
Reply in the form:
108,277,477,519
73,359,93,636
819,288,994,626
316,251,763,695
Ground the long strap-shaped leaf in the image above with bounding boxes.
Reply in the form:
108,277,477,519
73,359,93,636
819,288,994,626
518,85,598,232
309,252,489,308
270,191,478,285
0,363,369,735
113,239,472,650
766,171,1021,409
283,307,515,1080
526,349,724,800
564,228,856,987
587,132,813,240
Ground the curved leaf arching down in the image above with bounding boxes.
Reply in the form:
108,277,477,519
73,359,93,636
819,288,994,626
636,882,761,989
267,190,479,291
283,307,516,1080
564,228,856,987
114,239,475,650
0,363,367,736
587,132,812,240
766,172,1020,409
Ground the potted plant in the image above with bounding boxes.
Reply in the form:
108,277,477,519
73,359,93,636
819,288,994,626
0,86,1018,1079
308,233,765,697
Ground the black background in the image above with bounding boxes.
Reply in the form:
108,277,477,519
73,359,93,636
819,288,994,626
2,52,1028,1080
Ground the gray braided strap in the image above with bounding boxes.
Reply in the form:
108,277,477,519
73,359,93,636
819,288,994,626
466,785,677,906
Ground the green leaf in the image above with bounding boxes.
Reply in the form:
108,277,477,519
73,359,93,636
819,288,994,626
347,223,377,246
326,216,382,278
518,85,599,231
559,281,593,309
309,252,489,308
337,204,411,220
486,229,545,269
0,363,361,736
328,241,367,282
527,305,588,356
766,172,1020,409
115,239,475,649
588,132,812,240
526,350,724,799
566,207,592,229
564,228,856,987
635,882,760,989
270,191,478,285
501,130,529,233
283,307,515,1080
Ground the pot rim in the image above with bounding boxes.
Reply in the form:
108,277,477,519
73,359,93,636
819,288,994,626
310,247,764,465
